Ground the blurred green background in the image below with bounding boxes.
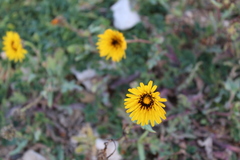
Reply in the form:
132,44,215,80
0,0,240,159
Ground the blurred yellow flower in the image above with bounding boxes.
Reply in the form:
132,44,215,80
124,81,167,127
96,29,127,62
2,31,27,62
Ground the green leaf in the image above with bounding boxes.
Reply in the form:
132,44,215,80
61,80,82,93
225,78,240,93
34,129,42,141
141,124,156,133
9,139,28,155
41,90,53,107
47,91,53,107
210,0,222,8
57,146,65,160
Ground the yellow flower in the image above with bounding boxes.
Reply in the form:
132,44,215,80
124,81,167,127
96,29,127,62
2,31,27,62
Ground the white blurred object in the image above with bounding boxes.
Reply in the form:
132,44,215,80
96,138,122,160
111,0,140,30
22,150,46,160
1,52,7,60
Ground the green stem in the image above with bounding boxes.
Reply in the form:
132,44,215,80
137,130,149,160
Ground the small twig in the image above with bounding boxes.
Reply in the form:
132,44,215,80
106,139,117,159
20,95,42,112
126,39,152,44
99,127,129,159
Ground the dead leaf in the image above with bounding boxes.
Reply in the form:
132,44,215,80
71,68,96,91
79,90,95,103
198,137,214,160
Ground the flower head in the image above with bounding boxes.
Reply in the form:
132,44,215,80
2,31,27,62
96,29,127,62
124,81,167,127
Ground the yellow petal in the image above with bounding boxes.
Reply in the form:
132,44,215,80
126,104,139,113
159,98,167,102
151,85,157,92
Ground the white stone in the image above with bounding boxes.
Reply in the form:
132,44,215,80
111,0,140,30
22,150,46,160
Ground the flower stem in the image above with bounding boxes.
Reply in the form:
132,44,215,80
137,130,149,160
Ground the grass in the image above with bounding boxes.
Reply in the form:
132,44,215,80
0,0,240,159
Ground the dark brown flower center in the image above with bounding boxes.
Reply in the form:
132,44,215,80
111,38,121,47
139,94,154,110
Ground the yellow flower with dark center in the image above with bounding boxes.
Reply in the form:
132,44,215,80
124,81,167,127
96,29,127,62
2,31,27,62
